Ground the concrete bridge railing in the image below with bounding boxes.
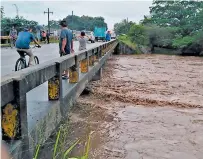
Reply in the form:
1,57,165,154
1,39,118,158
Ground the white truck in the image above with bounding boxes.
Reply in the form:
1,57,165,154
111,31,116,39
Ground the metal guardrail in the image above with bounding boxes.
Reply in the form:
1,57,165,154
1,39,118,158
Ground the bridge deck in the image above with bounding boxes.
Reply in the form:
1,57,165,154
1,40,117,158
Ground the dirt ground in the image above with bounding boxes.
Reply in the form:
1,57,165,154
68,54,203,159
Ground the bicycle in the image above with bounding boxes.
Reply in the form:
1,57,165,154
15,45,41,71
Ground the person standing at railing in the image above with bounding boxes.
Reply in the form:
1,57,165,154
59,20,74,79
106,30,111,41
78,31,87,51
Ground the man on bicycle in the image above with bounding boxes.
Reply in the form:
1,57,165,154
16,26,41,66
9,26,17,47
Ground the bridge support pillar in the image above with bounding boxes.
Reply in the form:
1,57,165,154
48,63,62,100
92,68,102,81
1,79,31,158
69,56,79,83
80,59,88,73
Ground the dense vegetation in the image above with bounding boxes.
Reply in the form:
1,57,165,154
1,16,38,35
34,15,108,31
1,7,38,35
63,15,107,31
115,0,203,55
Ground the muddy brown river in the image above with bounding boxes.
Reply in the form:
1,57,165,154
40,54,203,159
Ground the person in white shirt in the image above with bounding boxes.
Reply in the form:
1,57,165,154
54,30,58,40
78,31,87,51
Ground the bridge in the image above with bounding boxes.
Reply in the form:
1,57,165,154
1,40,118,158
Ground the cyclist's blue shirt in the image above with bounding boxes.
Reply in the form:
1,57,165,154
16,31,35,49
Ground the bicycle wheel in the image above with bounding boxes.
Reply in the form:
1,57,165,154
15,58,26,71
34,56,39,64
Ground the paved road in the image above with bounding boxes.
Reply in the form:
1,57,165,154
1,41,103,76
1,41,106,136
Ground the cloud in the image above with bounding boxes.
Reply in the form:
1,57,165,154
2,1,153,29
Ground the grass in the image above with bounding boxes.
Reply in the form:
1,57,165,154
33,124,92,159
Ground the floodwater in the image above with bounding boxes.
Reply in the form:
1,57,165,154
39,54,203,159
70,54,203,159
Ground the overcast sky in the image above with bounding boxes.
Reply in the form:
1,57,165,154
2,0,153,30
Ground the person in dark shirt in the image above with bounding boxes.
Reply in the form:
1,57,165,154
59,20,74,79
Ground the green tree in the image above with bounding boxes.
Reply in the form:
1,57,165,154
114,19,134,35
1,16,38,35
48,20,60,30
63,15,107,31
149,0,203,35
128,24,148,45
140,15,152,25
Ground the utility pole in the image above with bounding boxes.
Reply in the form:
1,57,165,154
71,11,74,33
44,8,53,34
12,4,19,18
72,11,73,24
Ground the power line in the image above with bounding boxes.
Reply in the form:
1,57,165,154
44,8,53,34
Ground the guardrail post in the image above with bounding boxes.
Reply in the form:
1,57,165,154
98,46,102,58
102,45,105,56
69,56,79,83
15,79,30,158
94,48,99,62
89,50,95,66
107,43,110,52
48,63,62,100
2,79,30,158
80,51,88,73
